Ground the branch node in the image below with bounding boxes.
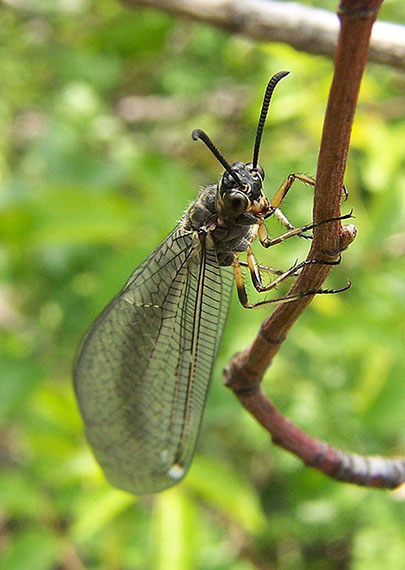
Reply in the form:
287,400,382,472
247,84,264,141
223,353,262,396
307,441,330,466
258,329,286,346
319,223,357,258
338,2,379,20
339,223,358,251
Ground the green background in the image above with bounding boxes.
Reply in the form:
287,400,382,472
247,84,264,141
1,1,404,568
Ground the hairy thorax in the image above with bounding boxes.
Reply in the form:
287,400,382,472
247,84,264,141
182,184,256,266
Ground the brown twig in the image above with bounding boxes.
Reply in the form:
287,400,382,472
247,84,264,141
224,0,405,489
121,0,405,71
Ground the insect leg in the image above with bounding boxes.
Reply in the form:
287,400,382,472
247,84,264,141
246,282,351,309
247,247,341,293
273,208,313,241
268,174,348,240
238,260,295,277
232,253,344,309
269,173,348,211
232,255,251,308
270,174,316,239
269,173,315,211
273,208,297,231
258,212,353,249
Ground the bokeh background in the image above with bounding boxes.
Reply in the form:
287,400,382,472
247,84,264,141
1,1,405,568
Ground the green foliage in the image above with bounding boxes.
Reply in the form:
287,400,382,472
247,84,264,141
1,1,404,569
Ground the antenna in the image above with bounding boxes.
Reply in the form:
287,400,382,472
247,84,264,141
192,129,244,189
252,70,290,170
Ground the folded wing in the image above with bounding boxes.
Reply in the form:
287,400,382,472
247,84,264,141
73,226,233,494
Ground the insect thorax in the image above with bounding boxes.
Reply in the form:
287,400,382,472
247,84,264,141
182,184,255,267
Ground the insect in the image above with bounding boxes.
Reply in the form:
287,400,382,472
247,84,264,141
73,71,349,495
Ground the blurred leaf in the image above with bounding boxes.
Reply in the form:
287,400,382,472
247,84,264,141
354,346,395,413
0,470,52,519
71,488,134,542
0,356,43,421
151,488,198,570
0,529,59,570
185,455,266,534
352,526,405,569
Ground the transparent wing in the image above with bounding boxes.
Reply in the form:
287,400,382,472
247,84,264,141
73,226,234,494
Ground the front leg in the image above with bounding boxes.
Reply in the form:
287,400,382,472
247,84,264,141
268,174,348,239
269,173,348,212
269,173,317,211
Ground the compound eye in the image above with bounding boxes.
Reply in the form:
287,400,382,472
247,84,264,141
255,164,265,180
224,191,249,216
221,172,235,189
246,162,265,181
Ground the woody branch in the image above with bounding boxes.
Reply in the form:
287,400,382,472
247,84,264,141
224,0,405,489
